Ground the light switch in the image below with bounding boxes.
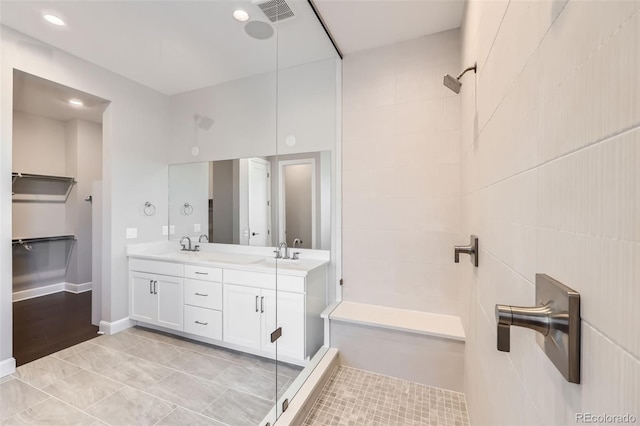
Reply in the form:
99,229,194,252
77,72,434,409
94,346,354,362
170,225,175,235
194,224,201,232
126,228,138,239
162,226,168,236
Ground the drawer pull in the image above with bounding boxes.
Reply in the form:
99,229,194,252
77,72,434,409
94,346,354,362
194,292,208,297
261,296,264,313
194,321,209,326
255,295,259,312
195,272,209,275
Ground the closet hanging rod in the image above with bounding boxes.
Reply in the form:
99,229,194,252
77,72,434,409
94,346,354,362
11,172,76,182
12,235,76,245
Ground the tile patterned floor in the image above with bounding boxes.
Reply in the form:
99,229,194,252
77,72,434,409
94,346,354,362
0,326,302,426
303,366,470,426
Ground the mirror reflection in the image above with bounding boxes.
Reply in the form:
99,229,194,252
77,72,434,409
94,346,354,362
169,151,331,250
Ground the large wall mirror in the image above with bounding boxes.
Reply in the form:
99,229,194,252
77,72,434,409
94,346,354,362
169,150,331,250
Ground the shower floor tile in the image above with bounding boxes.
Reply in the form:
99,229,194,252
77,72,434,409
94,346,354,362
303,366,470,426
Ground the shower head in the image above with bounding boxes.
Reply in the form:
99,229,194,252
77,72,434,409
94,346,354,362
443,74,462,94
443,62,477,94
194,114,214,131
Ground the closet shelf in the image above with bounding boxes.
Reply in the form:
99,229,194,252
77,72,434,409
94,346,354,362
12,172,77,202
12,235,76,245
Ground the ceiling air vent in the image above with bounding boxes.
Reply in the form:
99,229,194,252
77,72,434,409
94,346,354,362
255,0,295,23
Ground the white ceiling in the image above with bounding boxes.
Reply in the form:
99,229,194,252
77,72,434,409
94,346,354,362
0,1,464,96
0,0,338,95
314,0,465,55
13,70,109,123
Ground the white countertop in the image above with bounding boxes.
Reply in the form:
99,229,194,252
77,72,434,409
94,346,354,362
127,246,329,277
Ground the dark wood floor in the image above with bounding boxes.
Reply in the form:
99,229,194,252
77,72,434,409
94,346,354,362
13,291,99,366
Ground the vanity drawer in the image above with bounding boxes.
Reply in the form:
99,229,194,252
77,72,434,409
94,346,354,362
184,264,222,282
224,269,275,289
184,305,222,340
129,259,183,277
184,279,222,310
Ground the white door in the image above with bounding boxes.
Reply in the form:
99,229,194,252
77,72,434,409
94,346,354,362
130,273,156,323
223,284,261,350
248,158,270,246
156,276,184,331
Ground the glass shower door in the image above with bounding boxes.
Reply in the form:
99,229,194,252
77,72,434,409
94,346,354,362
273,0,342,421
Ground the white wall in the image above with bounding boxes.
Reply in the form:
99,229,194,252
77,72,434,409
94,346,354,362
12,111,67,239
460,1,640,423
341,29,463,316
168,58,338,163
65,119,102,285
1,26,170,371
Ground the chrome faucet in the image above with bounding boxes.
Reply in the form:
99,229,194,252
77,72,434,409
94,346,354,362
198,234,209,243
278,242,289,259
292,238,302,248
179,236,192,251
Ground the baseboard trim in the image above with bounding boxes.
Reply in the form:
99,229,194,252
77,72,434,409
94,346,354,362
99,317,133,335
0,357,16,378
13,282,92,302
65,282,92,294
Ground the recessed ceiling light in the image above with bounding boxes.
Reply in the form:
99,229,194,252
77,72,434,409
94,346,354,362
43,14,65,26
68,99,84,107
233,9,250,22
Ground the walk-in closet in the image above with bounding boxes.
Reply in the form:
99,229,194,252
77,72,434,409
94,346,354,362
11,71,106,365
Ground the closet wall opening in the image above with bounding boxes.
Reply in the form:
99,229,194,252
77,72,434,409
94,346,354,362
11,70,108,366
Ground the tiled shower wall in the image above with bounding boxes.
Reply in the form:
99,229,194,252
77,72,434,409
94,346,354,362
342,29,463,316
460,1,640,424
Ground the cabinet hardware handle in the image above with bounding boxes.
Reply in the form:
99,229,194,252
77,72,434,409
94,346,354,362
194,293,208,297
149,280,153,294
261,296,264,313
153,280,158,294
195,321,208,326
195,272,208,275
256,295,259,312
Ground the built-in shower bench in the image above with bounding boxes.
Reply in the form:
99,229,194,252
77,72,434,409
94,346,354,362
323,301,465,341
322,301,466,392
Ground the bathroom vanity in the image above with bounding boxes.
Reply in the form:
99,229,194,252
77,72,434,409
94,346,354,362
127,248,328,365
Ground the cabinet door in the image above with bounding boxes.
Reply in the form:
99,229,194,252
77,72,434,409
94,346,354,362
130,273,156,323
272,290,305,360
260,289,277,356
223,284,261,350
156,276,184,331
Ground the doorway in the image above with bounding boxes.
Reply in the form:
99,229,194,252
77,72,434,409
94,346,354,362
278,159,316,249
11,70,107,365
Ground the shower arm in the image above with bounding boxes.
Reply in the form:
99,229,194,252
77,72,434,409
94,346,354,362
456,63,477,80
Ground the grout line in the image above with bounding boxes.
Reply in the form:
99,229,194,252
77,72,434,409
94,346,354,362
463,119,640,198
581,319,640,365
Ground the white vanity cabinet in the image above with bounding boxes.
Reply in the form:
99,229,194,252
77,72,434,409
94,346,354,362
128,253,327,365
129,259,184,331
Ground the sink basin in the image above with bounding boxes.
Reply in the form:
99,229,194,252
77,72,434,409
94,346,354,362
262,257,301,264
157,251,263,265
